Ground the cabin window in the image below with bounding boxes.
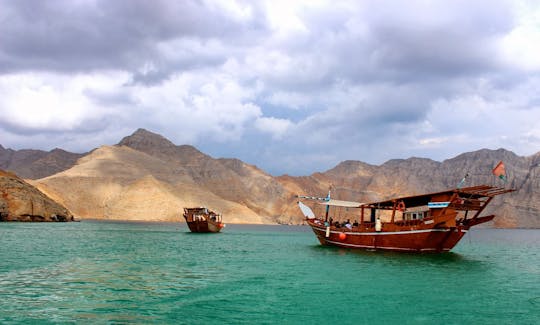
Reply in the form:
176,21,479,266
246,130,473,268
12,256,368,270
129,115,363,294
404,211,425,220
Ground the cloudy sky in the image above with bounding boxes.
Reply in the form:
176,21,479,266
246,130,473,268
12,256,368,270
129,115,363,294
1,0,539,175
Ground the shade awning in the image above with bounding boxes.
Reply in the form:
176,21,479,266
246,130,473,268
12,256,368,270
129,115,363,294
316,199,363,208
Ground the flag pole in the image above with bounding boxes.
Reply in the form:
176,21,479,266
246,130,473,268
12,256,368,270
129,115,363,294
457,172,469,189
492,160,507,185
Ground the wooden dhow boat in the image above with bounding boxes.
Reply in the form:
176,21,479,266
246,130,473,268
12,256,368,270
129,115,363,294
183,207,225,233
297,185,514,252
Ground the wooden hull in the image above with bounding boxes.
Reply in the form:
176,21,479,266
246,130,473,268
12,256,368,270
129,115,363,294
306,219,478,252
183,207,224,233
186,220,223,233
298,185,511,253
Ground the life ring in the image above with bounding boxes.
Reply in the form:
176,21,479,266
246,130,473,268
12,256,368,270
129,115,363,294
397,201,406,212
452,197,464,205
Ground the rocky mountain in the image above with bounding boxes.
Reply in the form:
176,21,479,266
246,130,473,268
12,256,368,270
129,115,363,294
278,149,540,228
116,129,292,222
32,143,275,223
3,129,539,227
0,145,84,179
0,169,74,222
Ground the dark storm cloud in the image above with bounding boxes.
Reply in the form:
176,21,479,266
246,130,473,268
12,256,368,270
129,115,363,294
0,0,268,75
271,0,514,90
245,0,517,130
362,5,513,77
251,0,525,173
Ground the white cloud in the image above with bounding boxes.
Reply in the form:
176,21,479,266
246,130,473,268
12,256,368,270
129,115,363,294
0,71,130,131
500,1,540,70
208,0,256,22
263,0,311,34
131,70,262,143
423,90,540,157
254,116,292,139
266,91,311,109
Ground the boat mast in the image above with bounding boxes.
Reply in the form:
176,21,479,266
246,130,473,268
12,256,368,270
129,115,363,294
324,189,331,222
296,189,332,222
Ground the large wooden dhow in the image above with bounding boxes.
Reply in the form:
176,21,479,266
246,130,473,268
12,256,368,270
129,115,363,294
183,207,225,233
297,185,514,252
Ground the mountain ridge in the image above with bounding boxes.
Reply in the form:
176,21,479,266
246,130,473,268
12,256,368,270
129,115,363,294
2,128,538,227
0,145,85,179
2,129,538,178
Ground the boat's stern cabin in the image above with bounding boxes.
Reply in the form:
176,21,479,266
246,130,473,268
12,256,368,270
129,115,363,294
183,207,222,223
358,185,514,226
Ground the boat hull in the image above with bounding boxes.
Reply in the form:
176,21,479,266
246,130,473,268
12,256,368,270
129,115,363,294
307,221,469,252
186,220,223,233
183,207,224,233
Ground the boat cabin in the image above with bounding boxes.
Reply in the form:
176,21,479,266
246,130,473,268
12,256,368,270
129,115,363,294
183,207,222,223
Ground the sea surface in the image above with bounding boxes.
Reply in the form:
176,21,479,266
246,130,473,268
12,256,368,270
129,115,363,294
0,221,539,324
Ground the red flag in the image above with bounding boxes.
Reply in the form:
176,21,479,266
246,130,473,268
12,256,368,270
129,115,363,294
492,161,507,181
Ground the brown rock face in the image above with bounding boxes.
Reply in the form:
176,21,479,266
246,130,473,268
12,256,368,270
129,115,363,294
0,145,84,179
33,145,269,223
0,169,74,222
280,149,539,228
117,129,291,221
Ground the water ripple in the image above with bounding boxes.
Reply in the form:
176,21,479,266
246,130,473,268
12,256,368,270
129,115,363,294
0,222,539,323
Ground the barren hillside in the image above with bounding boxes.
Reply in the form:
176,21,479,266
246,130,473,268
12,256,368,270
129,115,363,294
4,128,537,227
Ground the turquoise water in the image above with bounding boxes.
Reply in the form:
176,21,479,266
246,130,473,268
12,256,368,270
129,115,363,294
1,221,539,324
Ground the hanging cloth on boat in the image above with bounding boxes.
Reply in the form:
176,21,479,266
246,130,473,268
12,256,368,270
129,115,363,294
298,201,316,219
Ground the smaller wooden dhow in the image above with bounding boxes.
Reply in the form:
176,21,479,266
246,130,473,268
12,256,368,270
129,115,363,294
297,185,514,253
183,207,225,233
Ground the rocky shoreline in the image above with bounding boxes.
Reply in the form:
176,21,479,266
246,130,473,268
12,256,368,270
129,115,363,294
0,169,74,222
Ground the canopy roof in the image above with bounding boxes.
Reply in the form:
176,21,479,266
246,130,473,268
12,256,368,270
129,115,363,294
299,185,514,211
363,185,514,210
316,199,363,208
